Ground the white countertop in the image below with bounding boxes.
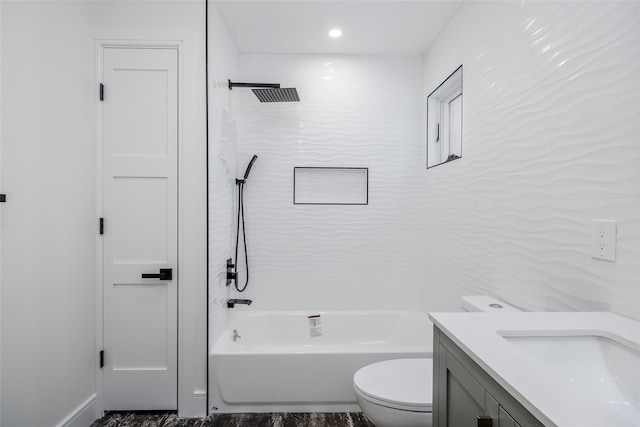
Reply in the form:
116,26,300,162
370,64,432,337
428,311,640,427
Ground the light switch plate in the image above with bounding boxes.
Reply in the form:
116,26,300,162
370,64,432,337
591,219,616,262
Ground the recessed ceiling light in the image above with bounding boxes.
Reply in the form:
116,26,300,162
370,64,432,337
328,29,343,38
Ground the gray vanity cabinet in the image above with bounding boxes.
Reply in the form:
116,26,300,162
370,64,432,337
433,327,545,427
486,393,519,427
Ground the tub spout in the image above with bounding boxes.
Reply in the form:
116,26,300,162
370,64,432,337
227,298,252,308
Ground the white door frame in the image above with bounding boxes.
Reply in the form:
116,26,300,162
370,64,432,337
95,31,205,418
0,3,3,422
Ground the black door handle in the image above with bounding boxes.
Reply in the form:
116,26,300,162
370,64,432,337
141,268,173,281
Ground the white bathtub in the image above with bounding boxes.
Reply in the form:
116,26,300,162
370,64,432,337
209,310,432,413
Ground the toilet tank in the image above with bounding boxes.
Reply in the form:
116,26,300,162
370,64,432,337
461,296,521,312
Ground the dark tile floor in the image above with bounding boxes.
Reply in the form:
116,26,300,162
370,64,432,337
91,411,375,427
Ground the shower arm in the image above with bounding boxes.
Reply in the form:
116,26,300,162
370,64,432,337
228,80,280,90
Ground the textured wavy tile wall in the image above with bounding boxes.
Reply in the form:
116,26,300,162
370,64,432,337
422,1,640,319
233,55,426,310
213,1,639,327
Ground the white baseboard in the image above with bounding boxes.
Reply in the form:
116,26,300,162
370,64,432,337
56,394,98,427
56,390,204,423
178,390,207,418
194,390,207,414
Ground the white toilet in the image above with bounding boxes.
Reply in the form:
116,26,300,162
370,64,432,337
353,296,520,427
460,295,520,313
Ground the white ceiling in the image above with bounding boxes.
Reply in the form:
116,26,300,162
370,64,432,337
214,1,464,55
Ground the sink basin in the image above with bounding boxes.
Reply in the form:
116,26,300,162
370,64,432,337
501,333,640,425
430,312,640,426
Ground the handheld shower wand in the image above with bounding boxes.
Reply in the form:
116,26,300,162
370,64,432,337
237,154,258,184
233,155,258,292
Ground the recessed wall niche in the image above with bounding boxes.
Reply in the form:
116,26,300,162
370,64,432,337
293,167,369,205
427,65,462,168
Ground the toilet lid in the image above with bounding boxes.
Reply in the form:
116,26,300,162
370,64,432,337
353,358,432,410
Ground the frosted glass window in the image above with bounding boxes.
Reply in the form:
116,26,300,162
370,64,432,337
293,167,368,205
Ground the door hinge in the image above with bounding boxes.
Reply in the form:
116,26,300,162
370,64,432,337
99,217,104,235
0,194,6,203
99,350,104,368
99,83,104,101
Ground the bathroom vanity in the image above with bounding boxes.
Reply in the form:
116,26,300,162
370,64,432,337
429,312,640,427
434,327,542,426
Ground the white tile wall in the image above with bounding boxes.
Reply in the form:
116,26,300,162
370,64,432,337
421,1,640,319
233,54,426,311
210,2,640,360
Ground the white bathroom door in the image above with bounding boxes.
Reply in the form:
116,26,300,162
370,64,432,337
101,47,178,410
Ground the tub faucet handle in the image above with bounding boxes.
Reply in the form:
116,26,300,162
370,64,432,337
227,298,252,308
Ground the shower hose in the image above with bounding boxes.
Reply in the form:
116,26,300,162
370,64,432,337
234,181,250,292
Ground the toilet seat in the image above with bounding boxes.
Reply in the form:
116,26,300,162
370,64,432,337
353,358,432,412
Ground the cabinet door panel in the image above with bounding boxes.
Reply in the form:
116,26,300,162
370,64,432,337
446,351,486,426
499,406,519,427
486,392,500,425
